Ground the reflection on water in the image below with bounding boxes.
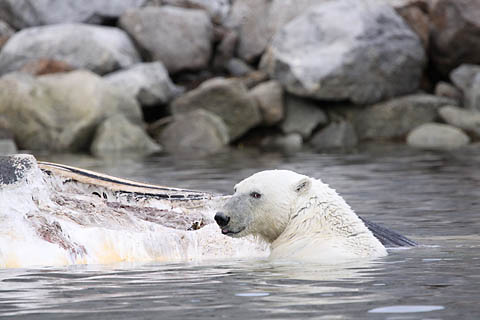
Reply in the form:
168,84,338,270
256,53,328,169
2,144,480,319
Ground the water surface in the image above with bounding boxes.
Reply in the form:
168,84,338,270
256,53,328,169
2,144,479,319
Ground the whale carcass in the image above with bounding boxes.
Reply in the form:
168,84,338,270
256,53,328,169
0,154,269,268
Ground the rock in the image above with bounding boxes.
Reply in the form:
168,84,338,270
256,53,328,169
434,81,462,103
20,59,75,76
161,0,230,23
0,24,140,75
0,20,13,49
0,70,142,151
240,70,269,89
225,58,253,77
261,133,303,152
281,95,327,139
104,62,180,107
353,94,457,140
450,64,480,111
226,0,320,62
439,105,480,138
249,80,284,126
212,29,238,71
225,0,271,62
171,77,261,140
119,6,213,73
467,75,480,111
91,114,161,155
450,64,480,91
0,139,17,155
159,109,229,155
407,123,470,150
310,121,358,149
389,0,430,49
0,116,13,139
0,0,147,29
430,0,480,75
0,154,38,186
261,0,426,104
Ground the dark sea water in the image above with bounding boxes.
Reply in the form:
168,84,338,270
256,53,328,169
1,144,479,319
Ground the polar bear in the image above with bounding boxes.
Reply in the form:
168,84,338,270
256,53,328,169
214,170,391,263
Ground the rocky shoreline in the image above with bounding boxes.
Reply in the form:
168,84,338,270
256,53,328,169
0,0,479,156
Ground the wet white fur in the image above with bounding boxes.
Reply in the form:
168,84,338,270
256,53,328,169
226,170,387,263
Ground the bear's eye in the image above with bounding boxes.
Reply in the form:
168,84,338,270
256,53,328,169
250,192,262,199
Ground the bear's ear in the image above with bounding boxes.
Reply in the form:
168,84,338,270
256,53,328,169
293,177,311,194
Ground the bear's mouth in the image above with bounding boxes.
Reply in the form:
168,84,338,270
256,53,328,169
221,226,245,236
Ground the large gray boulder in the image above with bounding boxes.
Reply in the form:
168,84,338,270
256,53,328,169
249,80,284,126
310,120,358,150
407,123,470,150
353,94,456,140
159,109,229,155
162,0,230,23
91,114,161,155
0,0,147,29
261,0,426,104
171,78,261,140
104,62,180,107
0,70,142,151
0,23,140,75
450,64,480,111
281,95,327,139
119,6,213,73
439,105,480,139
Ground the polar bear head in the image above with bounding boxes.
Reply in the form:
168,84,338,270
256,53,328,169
214,170,314,243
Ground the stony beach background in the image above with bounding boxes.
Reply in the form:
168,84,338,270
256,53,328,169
0,0,479,157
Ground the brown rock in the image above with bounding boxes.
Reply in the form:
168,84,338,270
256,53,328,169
20,59,74,76
394,2,430,49
430,0,480,75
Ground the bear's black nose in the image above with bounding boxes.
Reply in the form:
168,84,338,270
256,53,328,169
214,212,230,227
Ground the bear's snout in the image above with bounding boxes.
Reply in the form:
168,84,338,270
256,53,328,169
214,212,230,227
